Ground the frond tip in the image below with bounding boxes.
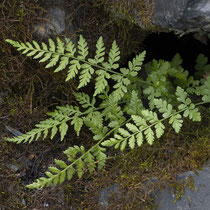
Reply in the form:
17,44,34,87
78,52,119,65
26,145,107,189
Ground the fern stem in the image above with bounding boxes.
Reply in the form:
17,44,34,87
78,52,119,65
195,101,210,106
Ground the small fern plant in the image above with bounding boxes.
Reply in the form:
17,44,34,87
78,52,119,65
5,36,210,189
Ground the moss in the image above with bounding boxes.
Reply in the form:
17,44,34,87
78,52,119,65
97,0,155,30
170,175,195,203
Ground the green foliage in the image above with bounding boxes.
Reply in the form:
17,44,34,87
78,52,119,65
194,54,210,79
5,36,210,189
27,144,107,188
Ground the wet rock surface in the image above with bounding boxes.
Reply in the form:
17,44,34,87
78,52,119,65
152,0,210,32
154,162,210,210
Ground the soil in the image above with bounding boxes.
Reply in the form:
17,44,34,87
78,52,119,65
0,0,210,209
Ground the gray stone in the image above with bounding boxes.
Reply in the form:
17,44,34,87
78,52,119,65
33,7,66,37
101,0,210,34
21,198,26,206
99,184,121,208
5,125,23,137
8,163,19,172
33,0,76,41
96,166,210,209
153,0,210,32
154,166,210,210
45,7,66,35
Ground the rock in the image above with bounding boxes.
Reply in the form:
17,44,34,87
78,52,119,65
152,0,210,33
8,163,19,172
5,125,23,137
154,165,210,210
33,6,66,38
97,165,210,209
100,0,210,34
99,184,121,208
21,198,26,206
33,0,76,42
45,7,66,35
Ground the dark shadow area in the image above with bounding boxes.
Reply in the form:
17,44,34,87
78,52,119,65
142,32,210,73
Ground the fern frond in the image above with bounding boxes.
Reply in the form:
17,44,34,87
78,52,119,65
128,51,146,76
49,38,56,52
47,105,79,120
74,92,96,109
6,118,60,144
176,86,188,104
6,36,210,191
94,70,110,96
102,111,159,150
125,90,144,115
155,122,165,138
91,145,107,170
132,113,155,145
194,54,210,79
65,38,76,56
71,116,83,136
6,105,83,143
6,38,69,73
176,86,201,121
126,123,139,133
201,76,210,103
65,59,81,81
168,114,183,133
141,110,165,138
50,105,83,137
84,112,108,141
88,36,105,65
45,54,60,68
27,144,107,189
143,86,155,109
78,64,94,88
54,56,69,72
154,98,183,133
59,121,69,141
154,99,173,118
131,115,147,129
77,35,88,60
83,151,96,173
6,38,82,84
144,127,154,145
108,40,120,70
112,75,130,101
171,53,183,68
6,37,146,98
103,104,175,151
101,95,126,127
56,37,65,54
